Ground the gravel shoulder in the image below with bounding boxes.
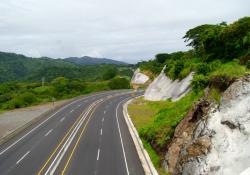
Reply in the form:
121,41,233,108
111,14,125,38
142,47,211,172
0,100,68,140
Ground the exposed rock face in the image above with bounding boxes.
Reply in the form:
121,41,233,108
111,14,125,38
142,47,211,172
130,68,149,85
144,68,193,101
163,98,211,174
164,75,250,175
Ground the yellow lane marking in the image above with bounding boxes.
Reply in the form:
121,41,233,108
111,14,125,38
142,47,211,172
37,106,90,175
61,104,100,175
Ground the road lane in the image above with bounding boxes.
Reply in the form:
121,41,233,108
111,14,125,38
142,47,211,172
0,91,128,175
0,90,145,175
56,92,144,175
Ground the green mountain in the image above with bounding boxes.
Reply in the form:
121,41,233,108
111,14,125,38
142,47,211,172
64,56,127,65
0,52,132,83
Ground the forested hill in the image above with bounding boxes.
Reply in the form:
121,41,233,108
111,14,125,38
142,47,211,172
64,56,127,65
0,52,132,83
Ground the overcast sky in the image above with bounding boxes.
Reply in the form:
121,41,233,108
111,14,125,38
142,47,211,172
0,0,249,63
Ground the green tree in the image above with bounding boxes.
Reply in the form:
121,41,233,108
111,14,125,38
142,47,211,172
108,77,130,89
103,67,118,80
155,53,170,63
51,77,69,96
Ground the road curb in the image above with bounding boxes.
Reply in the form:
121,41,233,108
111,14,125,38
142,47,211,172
123,97,158,175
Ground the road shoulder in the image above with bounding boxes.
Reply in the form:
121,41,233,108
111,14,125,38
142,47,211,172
123,97,158,175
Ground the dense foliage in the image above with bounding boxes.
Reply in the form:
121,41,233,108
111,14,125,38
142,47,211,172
108,77,130,89
0,77,111,110
0,52,134,83
184,17,250,61
0,53,134,110
132,17,249,174
138,17,250,89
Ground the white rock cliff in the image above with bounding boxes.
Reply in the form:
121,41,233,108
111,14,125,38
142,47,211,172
144,67,193,101
198,76,250,175
130,68,149,85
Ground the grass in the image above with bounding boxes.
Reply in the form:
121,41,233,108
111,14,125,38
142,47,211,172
128,92,203,175
209,60,248,79
208,87,221,103
128,97,168,128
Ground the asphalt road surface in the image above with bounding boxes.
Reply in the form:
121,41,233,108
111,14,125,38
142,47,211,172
0,90,145,175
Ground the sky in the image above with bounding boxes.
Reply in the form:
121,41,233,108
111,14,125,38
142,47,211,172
0,0,249,63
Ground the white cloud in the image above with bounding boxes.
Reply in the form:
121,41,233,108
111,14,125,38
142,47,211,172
0,0,249,63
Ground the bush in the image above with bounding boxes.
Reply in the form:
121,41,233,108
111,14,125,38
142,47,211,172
196,63,211,75
173,61,184,79
103,67,118,80
192,75,209,93
155,53,170,63
108,77,130,89
4,98,25,109
247,60,250,69
209,75,234,92
239,52,250,65
20,92,37,104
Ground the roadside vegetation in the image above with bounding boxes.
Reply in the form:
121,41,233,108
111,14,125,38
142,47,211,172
130,16,250,174
128,92,202,174
0,67,132,111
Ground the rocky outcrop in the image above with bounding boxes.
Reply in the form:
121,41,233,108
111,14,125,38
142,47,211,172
164,75,250,175
131,68,149,85
144,67,193,101
163,97,212,174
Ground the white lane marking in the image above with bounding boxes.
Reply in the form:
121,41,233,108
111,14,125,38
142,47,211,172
44,129,53,137
60,117,65,122
70,109,74,113
102,117,104,122
45,100,102,175
97,148,100,160
116,99,130,175
16,151,30,165
100,129,102,136
104,110,106,114
0,92,111,156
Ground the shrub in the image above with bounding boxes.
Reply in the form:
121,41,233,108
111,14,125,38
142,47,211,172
108,77,130,89
173,61,184,79
239,52,250,65
196,63,211,75
4,98,25,109
192,75,209,93
20,92,37,104
103,67,118,80
247,60,250,69
155,53,170,63
209,75,234,92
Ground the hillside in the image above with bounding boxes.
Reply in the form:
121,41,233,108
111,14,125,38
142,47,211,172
64,56,127,65
129,16,250,175
0,52,132,83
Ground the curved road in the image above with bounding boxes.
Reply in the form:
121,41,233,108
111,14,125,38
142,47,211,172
0,90,145,175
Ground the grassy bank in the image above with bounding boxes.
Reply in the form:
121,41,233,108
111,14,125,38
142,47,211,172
128,92,202,174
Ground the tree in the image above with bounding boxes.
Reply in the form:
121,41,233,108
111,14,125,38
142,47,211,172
108,77,130,89
103,67,118,80
183,17,250,61
51,77,69,95
155,53,170,63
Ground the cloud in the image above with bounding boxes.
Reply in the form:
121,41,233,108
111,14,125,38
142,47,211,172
0,0,249,63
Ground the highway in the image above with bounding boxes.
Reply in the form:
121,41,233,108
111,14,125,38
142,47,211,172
0,90,145,175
